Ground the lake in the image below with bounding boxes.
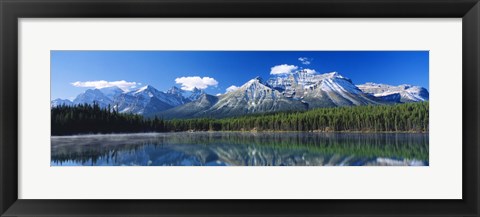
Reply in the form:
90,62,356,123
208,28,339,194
51,132,428,166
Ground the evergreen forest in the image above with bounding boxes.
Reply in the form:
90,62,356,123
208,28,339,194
51,102,429,136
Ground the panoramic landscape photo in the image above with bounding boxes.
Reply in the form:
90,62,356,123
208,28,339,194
51,51,429,166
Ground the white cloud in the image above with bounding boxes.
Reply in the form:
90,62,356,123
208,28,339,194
303,68,317,74
225,85,239,93
71,80,138,91
270,64,298,75
175,76,218,91
216,93,222,96
298,57,312,65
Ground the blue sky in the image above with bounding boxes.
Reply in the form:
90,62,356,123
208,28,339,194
51,51,429,100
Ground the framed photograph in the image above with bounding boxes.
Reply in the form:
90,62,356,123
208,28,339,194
1,0,479,216
50,50,430,167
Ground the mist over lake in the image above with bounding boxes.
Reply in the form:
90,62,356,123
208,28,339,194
51,51,430,166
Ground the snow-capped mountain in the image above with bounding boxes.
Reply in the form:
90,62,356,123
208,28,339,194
66,86,124,108
158,93,219,119
98,86,124,98
114,85,189,115
356,83,429,102
52,85,191,116
187,87,204,101
134,85,187,107
157,77,307,119
267,69,324,98
159,70,429,119
166,86,188,103
267,70,379,107
72,89,114,108
52,70,429,118
207,77,307,117
166,86,182,95
51,98,73,107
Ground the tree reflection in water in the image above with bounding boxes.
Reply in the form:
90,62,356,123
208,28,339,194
51,132,428,166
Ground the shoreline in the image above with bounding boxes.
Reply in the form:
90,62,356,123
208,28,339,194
51,130,429,137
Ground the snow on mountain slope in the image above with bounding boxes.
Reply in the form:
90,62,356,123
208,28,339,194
203,77,307,118
68,86,124,108
356,83,429,102
72,89,113,108
98,86,124,99
156,93,219,119
315,74,379,106
267,70,379,107
52,85,192,115
187,87,204,101
133,85,187,107
52,70,428,118
115,85,183,115
51,98,73,107
267,69,319,98
157,77,307,119
166,86,191,105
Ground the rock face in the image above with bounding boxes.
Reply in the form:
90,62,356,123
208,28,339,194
157,93,219,119
356,83,429,102
55,85,193,116
266,70,380,108
97,86,124,99
72,89,114,108
205,77,308,117
157,77,307,119
114,85,189,115
52,70,429,118
187,87,204,101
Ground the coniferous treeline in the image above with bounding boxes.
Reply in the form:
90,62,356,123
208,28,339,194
51,103,167,135
52,102,429,136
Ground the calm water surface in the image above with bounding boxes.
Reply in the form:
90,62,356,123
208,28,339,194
51,132,428,166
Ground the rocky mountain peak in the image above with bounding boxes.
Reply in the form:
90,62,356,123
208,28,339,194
166,86,184,95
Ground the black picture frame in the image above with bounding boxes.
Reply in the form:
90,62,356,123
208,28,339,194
1,0,479,216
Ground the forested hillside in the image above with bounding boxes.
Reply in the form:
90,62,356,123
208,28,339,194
52,102,428,135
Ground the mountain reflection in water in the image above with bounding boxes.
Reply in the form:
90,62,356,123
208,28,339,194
51,132,428,166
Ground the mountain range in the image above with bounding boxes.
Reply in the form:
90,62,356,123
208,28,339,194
51,70,429,119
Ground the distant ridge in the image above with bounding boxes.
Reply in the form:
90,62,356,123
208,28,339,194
53,70,429,119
